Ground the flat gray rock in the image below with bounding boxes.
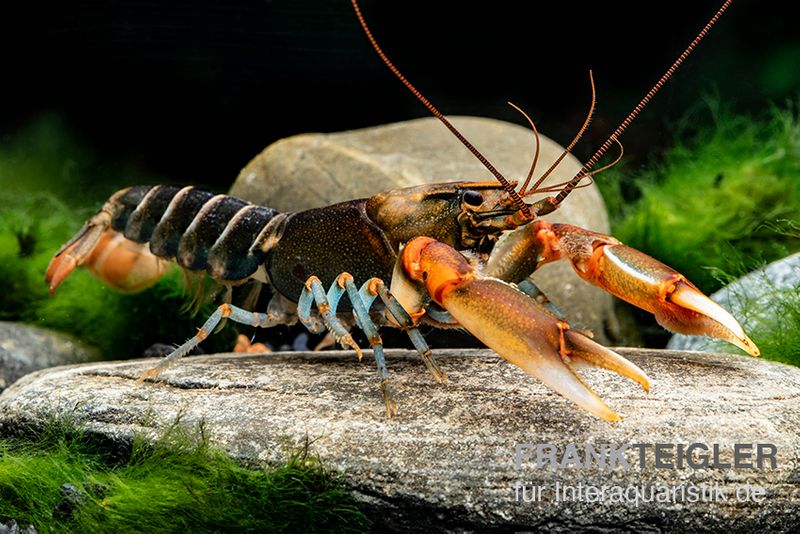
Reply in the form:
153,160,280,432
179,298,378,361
229,116,624,344
0,321,98,392
1,348,797,532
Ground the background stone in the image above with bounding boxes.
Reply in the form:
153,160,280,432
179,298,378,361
0,321,98,392
230,116,625,343
1,348,797,532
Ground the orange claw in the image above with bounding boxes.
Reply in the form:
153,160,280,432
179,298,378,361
533,222,760,357
398,237,650,421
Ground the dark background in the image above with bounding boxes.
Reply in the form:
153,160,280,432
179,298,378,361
0,0,796,191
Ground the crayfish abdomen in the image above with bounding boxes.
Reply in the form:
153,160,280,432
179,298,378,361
107,185,280,282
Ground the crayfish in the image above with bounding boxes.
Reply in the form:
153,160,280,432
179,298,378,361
45,0,757,421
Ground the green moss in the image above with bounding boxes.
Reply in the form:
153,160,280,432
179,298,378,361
599,100,800,294
0,422,369,533
739,287,800,367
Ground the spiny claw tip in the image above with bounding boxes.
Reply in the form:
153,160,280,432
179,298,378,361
671,284,742,337
733,332,760,357
633,370,651,395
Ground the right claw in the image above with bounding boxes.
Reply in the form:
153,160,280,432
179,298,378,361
399,237,650,421
444,278,649,422
488,221,759,357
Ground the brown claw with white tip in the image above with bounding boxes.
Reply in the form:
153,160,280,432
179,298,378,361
661,279,759,356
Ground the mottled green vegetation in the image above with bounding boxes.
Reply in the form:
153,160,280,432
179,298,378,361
748,291,800,367
599,100,800,294
0,420,369,533
598,100,800,362
731,281,800,366
0,116,237,357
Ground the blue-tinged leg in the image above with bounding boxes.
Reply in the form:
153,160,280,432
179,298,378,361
297,280,327,334
337,274,396,417
369,278,449,384
297,276,362,358
517,279,567,320
138,303,280,381
424,307,458,326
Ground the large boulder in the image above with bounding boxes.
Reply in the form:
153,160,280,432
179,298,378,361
229,116,626,344
1,348,798,531
0,321,98,392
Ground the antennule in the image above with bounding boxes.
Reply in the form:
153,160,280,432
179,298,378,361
507,102,541,196
528,70,596,196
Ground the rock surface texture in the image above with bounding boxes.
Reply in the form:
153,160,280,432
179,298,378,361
229,116,623,343
0,321,97,392
668,252,800,352
1,348,797,532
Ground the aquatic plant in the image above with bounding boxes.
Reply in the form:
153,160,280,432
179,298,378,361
600,100,800,294
0,420,369,533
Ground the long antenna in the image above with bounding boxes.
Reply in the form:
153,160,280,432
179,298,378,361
350,0,531,218
554,0,734,206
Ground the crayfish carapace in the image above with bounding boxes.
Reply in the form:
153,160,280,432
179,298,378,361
46,0,756,421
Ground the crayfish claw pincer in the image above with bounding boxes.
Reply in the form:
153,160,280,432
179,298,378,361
532,222,760,357
445,279,649,421
400,237,649,422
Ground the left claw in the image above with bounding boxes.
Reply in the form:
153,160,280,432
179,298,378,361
396,237,650,421
526,222,759,357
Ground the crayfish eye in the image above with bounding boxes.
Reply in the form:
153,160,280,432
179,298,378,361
462,190,483,207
